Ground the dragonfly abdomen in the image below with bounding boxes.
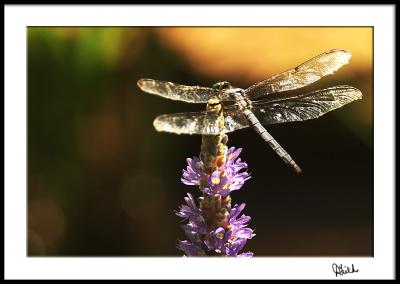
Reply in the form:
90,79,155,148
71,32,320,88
242,109,302,174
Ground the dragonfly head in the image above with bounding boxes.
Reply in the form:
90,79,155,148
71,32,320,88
212,81,232,91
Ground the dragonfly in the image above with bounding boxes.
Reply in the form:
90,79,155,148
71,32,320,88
137,49,362,173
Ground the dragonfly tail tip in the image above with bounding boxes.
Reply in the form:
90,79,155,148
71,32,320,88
294,165,302,174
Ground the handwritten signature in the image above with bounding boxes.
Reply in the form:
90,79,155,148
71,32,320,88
332,263,359,277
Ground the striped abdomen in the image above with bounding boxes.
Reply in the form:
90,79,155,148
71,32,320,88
242,109,302,173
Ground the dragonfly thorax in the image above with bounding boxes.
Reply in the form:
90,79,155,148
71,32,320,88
224,88,250,109
212,81,250,108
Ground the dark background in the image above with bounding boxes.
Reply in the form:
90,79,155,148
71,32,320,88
28,27,373,256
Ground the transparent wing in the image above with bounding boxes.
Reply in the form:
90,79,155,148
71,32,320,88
245,49,352,99
152,85,362,134
137,78,232,103
153,109,249,135
245,86,362,124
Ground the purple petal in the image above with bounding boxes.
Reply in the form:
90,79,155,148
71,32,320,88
229,203,246,220
227,147,242,162
238,252,254,257
184,230,201,244
184,193,198,211
235,228,255,239
227,238,247,256
235,214,251,225
181,157,204,186
178,240,205,256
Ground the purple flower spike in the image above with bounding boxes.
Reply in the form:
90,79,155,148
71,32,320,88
177,146,255,257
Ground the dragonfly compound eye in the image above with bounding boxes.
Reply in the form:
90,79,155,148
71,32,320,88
212,81,232,90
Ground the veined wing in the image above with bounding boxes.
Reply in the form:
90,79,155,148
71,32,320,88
152,85,362,134
153,109,249,135
245,49,352,99
137,78,232,103
242,86,362,125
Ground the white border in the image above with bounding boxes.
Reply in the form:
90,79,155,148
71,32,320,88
4,5,395,280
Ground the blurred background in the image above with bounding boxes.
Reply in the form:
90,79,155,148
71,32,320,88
28,27,373,256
